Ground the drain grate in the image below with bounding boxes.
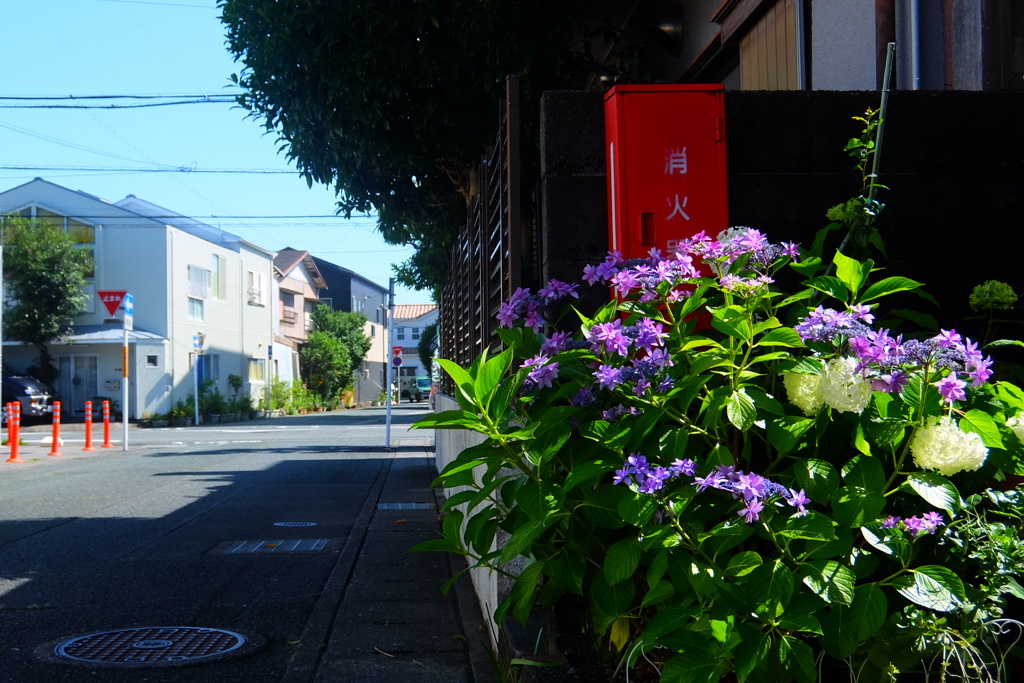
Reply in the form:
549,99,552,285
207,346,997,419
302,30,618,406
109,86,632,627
377,502,433,510
221,538,332,553
49,627,249,667
273,521,317,527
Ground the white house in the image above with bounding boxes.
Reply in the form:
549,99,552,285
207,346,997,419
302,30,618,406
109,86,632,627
392,303,438,395
0,178,276,420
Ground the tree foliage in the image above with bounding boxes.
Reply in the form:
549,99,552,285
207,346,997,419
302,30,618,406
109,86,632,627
310,305,372,374
218,0,594,291
300,330,352,401
417,322,437,378
2,216,93,383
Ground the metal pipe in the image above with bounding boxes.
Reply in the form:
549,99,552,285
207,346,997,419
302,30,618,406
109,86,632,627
909,0,922,89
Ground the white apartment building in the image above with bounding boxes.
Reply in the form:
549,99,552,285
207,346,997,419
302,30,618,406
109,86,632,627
0,178,276,419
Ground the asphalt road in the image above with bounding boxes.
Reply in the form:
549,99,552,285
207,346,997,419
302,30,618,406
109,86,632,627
0,403,443,683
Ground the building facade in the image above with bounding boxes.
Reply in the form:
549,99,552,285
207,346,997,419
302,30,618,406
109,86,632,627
310,255,389,405
0,178,276,419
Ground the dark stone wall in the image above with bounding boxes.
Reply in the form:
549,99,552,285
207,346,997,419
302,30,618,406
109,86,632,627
539,89,1024,332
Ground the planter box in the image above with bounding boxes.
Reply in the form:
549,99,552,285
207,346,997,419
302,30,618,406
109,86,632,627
152,420,169,428
170,418,188,427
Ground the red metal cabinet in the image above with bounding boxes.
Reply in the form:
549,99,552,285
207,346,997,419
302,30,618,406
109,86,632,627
604,84,729,260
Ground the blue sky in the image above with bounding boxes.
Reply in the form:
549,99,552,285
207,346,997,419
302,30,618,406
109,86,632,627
0,0,424,304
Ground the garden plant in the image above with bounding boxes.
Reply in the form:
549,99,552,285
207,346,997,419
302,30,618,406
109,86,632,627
416,213,1024,678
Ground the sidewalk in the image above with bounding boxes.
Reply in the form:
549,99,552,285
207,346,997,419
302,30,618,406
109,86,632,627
289,450,496,683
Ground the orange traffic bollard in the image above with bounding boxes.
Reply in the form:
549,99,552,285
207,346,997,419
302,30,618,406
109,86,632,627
7,403,22,464
48,401,64,457
101,400,114,448
83,401,95,452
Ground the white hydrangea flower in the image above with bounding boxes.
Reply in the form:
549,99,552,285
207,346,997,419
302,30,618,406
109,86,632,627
783,371,824,416
820,356,872,414
1007,414,1024,442
912,417,989,476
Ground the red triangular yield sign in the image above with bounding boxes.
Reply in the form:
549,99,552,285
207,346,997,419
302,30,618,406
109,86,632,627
97,290,128,317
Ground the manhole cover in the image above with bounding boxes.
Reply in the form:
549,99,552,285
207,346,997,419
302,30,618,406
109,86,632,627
274,521,317,527
39,627,264,668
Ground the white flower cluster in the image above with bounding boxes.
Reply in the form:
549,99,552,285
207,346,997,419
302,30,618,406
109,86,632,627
912,417,989,476
783,372,825,416
783,357,872,416
820,356,873,414
1007,414,1024,442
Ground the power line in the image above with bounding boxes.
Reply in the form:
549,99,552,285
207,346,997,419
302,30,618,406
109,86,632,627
0,94,238,101
0,165,295,174
0,99,236,109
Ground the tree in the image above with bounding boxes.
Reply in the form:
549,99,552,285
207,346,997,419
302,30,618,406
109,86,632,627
310,306,372,375
219,0,596,292
2,216,93,385
300,330,352,402
417,322,437,379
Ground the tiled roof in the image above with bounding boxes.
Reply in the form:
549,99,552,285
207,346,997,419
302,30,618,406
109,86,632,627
394,303,437,321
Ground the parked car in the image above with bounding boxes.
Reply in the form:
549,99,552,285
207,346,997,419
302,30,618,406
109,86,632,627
2,372,54,423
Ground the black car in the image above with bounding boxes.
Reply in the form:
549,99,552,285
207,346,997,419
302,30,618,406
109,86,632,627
2,373,54,422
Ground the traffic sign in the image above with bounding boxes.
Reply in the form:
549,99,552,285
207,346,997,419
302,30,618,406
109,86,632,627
392,356,403,367
97,290,128,317
392,345,403,356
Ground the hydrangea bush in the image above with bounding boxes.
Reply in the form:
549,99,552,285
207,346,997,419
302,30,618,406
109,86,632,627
415,227,1024,682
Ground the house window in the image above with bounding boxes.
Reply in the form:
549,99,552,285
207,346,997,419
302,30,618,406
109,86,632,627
412,327,420,340
371,326,376,337
281,292,297,324
188,297,204,320
146,354,159,367
248,270,265,305
397,326,406,340
188,264,210,299
211,255,227,300
248,358,265,382
200,354,219,381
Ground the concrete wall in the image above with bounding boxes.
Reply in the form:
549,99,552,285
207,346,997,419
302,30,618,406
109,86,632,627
433,394,496,644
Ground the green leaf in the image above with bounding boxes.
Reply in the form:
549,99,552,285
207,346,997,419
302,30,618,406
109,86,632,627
725,551,763,578
640,580,676,608
733,627,770,681
894,566,965,612
778,511,837,542
500,519,548,562
747,559,794,608
901,472,961,514
710,305,753,341
757,327,804,348
768,416,815,454
603,538,642,586
833,250,872,298
727,388,757,431
780,635,817,683
795,458,840,502
509,560,545,624
660,634,727,683
860,276,924,302
960,409,1005,448
590,569,635,617
820,583,887,659
800,560,855,605
413,409,484,429
474,348,513,410
803,275,849,303
860,526,910,563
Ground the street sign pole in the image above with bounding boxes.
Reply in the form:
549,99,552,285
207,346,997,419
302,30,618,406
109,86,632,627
193,332,205,426
385,279,395,448
122,293,133,451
